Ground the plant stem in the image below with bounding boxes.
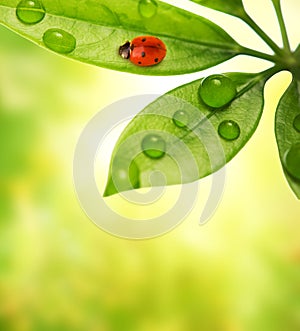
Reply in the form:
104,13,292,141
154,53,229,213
272,0,291,52
241,12,283,56
239,46,277,63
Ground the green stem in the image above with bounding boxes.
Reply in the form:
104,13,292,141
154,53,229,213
239,46,277,63
272,0,291,52
241,12,283,56
235,65,281,97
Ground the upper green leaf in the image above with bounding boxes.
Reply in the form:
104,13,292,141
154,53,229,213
190,0,245,18
275,78,300,199
0,0,240,75
104,70,273,196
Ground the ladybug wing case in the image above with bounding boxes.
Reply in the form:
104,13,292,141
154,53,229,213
130,36,167,67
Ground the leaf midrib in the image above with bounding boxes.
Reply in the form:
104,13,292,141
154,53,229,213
176,67,278,141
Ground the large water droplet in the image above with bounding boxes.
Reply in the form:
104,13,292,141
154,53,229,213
293,114,300,133
172,110,189,128
142,134,166,159
199,74,237,108
43,28,76,54
138,0,158,18
284,143,300,180
218,120,240,140
16,0,45,25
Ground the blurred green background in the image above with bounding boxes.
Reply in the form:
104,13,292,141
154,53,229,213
1,0,300,330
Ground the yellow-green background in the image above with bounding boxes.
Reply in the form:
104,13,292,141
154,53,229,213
1,0,300,330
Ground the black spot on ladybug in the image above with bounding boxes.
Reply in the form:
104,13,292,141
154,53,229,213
154,58,159,62
141,52,146,57
138,61,142,64
142,38,146,42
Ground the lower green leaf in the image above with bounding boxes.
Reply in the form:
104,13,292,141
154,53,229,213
275,79,300,199
104,70,274,196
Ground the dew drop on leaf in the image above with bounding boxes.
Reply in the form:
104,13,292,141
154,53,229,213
293,114,300,133
199,74,237,108
284,143,300,180
172,110,189,128
218,120,240,140
142,134,166,159
104,160,140,196
16,0,45,25
43,28,76,54
114,162,140,190
138,0,158,18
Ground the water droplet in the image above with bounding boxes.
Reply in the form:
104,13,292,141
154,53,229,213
138,0,158,18
104,160,139,196
115,161,140,190
43,28,76,54
16,0,45,25
293,114,300,133
199,74,237,108
218,120,240,140
172,110,189,128
284,143,300,180
142,134,166,159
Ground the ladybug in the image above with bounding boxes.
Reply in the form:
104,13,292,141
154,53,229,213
119,36,167,67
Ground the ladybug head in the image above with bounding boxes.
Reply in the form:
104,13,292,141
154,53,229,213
119,41,131,59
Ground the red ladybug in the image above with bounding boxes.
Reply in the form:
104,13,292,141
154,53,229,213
119,36,167,67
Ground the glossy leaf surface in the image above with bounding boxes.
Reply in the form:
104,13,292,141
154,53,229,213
104,71,272,196
190,0,245,17
0,0,240,75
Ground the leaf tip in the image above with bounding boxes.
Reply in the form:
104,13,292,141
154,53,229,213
103,180,117,197
103,160,141,197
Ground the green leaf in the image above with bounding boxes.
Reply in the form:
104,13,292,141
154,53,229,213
190,0,245,18
104,70,273,196
0,0,240,75
275,79,300,199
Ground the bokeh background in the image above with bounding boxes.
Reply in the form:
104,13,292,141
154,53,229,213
1,0,300,330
